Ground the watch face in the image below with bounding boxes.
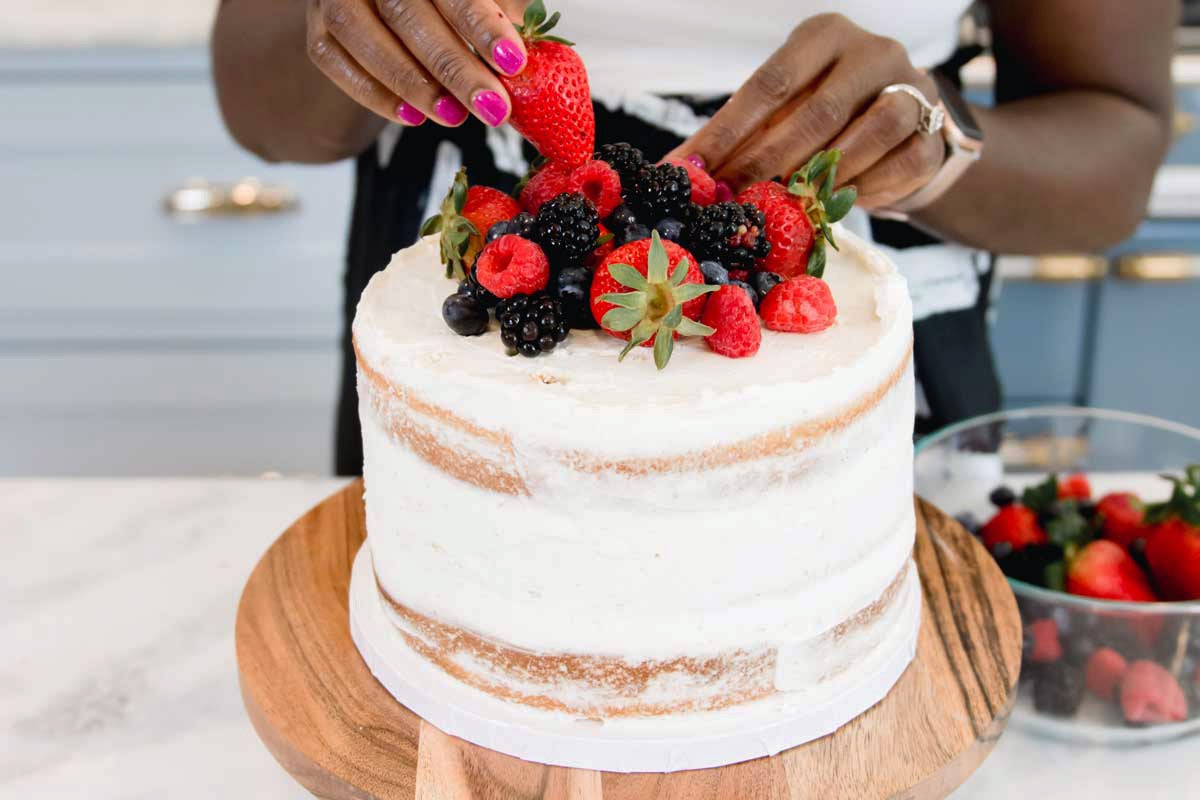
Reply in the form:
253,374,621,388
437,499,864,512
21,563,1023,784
932,71,984,141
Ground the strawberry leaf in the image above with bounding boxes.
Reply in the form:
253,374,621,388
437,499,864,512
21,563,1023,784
806,244,827,279
598,292,646,310
602,307,644,332
608,263,648,290
646,232,669,283
419,215,442,236
1022,475,1060,514
1043,560,1066,592
824,187,858,223
674,283,719,303
1046,502,1089,546
662,303,683,329
653,329,674,370
676,318,715,337
669,256,689,286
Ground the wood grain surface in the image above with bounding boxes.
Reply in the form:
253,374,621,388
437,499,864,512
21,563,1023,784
236,481,1021,800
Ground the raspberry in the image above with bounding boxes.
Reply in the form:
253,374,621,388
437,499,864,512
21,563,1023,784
474,234,550,298
1085,647,1128,701
1120,660,1188,724
566,160,622,218
666,157,717,206
760,275,838,333
701,284,761,358
518,161,572,215
1026,618,1062,663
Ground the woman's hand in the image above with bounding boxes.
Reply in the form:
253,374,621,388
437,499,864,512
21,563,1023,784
668,14,945,209
305,0,529,128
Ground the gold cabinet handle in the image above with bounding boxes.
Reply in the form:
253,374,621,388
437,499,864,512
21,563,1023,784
164,178,298,216
1116,253,1200,281
996,254,1109,282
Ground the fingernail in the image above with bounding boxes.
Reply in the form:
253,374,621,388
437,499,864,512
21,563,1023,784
472,90,508,128
492,39,525,76
434,95,469,126
396,101,426,126
686,153,706,170
715,180,734,202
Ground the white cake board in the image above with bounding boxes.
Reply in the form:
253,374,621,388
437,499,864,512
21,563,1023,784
349,547,921,773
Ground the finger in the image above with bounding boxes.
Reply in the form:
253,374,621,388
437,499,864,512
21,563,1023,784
321,3,441,124
432,0,528,77
665,14,846,169
855,132,945,209
307,24,408,125
376,0,512,127
832,72,938,182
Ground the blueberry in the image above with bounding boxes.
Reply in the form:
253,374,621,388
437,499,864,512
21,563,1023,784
556,266,591,291
729,279,759,308
654,217,685,242
441,293,488,336
752,271,783,298
990,486,1016,507
616,223,651,246
699,260,729,285
486,220,514,242
607,204,638,231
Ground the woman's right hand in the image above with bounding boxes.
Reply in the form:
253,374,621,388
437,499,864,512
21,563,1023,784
305,0,529,128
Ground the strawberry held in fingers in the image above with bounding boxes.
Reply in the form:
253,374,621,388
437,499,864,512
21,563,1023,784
1066,540,1159,602
500,1,594,167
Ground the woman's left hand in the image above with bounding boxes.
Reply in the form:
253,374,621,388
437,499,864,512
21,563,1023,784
667,13,944,208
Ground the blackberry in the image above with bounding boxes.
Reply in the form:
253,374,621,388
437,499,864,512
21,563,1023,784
595,142,647,182
1032,662,1085,717
553,266,596,330
532,193,600,268
625,163,691,222
995,543,1062,587
497,292,569,357
441,293,488,336
687,201,771,270
990,485,1016,507
457,269,499,309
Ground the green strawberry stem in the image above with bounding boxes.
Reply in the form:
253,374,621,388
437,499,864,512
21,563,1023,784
1145,464,1200,525
786,149,858,279
599,231,717,370
515,0,574,45
419,167,477,280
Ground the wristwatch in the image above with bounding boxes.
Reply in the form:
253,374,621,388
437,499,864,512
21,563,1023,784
875,71,984,222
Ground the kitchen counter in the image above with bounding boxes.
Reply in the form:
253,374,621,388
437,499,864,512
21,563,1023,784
1,478,1196,798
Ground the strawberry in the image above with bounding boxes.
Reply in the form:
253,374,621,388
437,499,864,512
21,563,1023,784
517,160,573,215
1085,647,1128,701
980,505,1048,554
586,222,615,268
419,167,518,278
666,157,717,206
759,275,838,334
1142,466,1200,600
566,160,622,218
1066,540,1158,602
1120,660,1188,724
500,1,594,167
1026,618,1062,663
736,150,857,278
590,231,716,369
1058,472,1092,500
701,284,762,358
1097,492,1149,549
474,234,550,298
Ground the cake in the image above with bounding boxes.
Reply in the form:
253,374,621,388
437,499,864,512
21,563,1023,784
351,227,918,726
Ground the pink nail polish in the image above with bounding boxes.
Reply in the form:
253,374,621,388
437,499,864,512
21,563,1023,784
472,90,508,127
492,39,525,76
434,95,469,126
686,153,706,170
715,180,734,202
396,102,425,126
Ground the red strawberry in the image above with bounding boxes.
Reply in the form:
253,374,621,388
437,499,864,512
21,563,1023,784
589,232,716,368
1145,517,1200,600
1066,540,1159,602
701,285,761,358
727,269,750,283
463,185,520,241
1058,472,1092,500
566,160,622,218
1085,647,1129,701
1097,492,1149,549
474,234,550,298
980,505,1048,554
760,275,838,334
736,149,857,278
666,157,717,206
1120,660,1188,724
587,223,615,268
420,167,517,278
518,160,572,214
1026,618,1062,663
500,1,594,166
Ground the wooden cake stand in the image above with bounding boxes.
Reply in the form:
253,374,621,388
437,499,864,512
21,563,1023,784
236,481,1021,799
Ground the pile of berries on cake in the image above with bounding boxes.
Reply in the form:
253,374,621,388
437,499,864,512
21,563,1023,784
422,1,857,369
960,467,1200,724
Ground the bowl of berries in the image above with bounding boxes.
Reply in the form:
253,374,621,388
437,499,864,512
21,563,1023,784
915,406,1200,744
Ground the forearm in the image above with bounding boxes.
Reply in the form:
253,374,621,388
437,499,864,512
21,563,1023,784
915,95,1172,255
212,0,382,164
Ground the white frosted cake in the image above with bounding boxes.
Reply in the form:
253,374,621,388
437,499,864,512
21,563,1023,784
350,226,919,736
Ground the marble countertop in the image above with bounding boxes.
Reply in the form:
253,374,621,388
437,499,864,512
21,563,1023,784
1,478,1197,799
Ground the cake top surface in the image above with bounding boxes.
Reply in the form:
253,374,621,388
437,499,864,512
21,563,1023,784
354,228,911,451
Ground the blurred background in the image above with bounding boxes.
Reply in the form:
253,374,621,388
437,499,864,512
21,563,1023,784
2,2,1198,477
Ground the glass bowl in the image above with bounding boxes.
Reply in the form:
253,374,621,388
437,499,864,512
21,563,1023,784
915,406,1200,744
